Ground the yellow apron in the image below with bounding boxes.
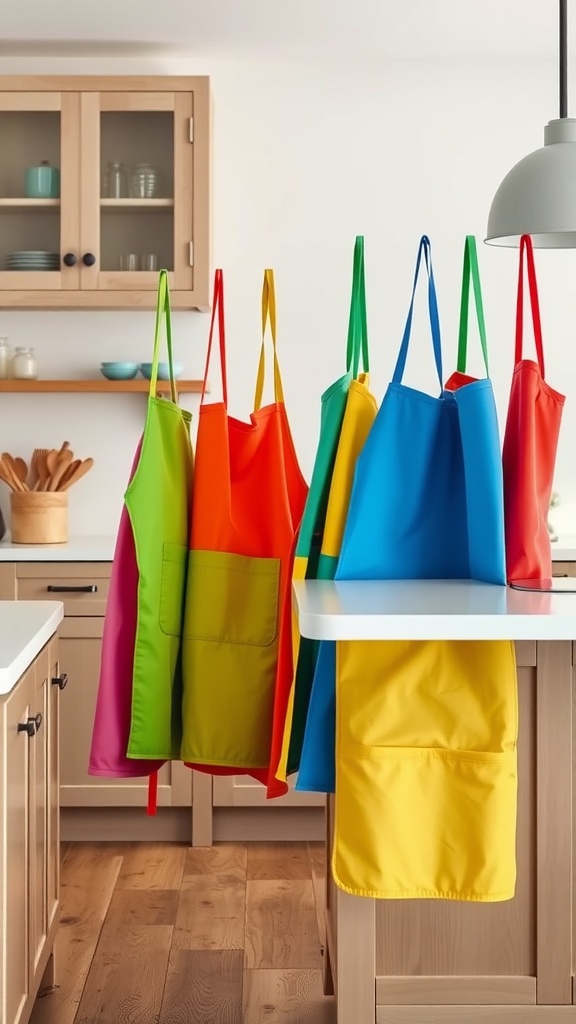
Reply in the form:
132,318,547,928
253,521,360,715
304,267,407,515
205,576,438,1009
333,638,518,900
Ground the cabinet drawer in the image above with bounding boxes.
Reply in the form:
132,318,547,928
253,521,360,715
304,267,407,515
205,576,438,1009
17,563,111,616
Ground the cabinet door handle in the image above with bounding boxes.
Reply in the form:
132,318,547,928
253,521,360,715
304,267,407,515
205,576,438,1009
51,672,68,690
46,584,97,593
63,252,77,267
82,252,96,267
33,712,43,734
18,716,37,738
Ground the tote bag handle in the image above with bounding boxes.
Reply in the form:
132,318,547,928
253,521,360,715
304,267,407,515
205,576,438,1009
254,269,286,410
201,269,228,406
516,234,545,376
150,269,178,403
346,235,369,377
392,235,443,388
456,235,489,376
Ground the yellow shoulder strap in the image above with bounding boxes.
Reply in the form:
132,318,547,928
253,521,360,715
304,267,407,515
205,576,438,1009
254,269,285,411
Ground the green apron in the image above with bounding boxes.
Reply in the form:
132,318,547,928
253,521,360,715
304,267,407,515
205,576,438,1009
277,236,369,781
125,270,193,759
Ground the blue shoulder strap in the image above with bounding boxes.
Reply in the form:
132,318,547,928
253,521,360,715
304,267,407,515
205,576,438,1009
392,235,443,389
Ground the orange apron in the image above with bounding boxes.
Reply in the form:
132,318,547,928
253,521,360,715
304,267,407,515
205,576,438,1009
181,269,307,797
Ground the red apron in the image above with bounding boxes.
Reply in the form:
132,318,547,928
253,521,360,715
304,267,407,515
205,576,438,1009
182,269,307,797
502,235,565,582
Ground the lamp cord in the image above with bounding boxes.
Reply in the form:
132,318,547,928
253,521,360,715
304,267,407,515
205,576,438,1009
560,0,568,118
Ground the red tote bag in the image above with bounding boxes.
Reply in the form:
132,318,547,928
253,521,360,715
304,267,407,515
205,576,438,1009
502,234,565,583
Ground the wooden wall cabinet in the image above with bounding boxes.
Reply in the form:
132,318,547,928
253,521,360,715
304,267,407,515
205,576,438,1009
0,76,210,310
0,635,60,1024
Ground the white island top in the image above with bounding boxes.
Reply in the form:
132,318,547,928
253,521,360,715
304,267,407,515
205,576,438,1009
0,601,64,695
293,578,576,641
0,535,115,561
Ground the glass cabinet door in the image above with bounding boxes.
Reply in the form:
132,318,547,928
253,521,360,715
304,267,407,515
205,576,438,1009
0,93,80,291
80,92,194,293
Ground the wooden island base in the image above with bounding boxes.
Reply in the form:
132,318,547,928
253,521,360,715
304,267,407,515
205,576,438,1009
322,640,576,1023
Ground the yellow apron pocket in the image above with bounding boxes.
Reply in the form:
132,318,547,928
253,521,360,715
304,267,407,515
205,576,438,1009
181,550,280,768
333,745,518,901
159,542,188,637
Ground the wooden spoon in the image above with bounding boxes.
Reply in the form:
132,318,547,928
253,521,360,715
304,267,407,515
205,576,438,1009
58,458,94,491
0,456,24,491
57,458,80,488
48,449,73,491
2,453,28,490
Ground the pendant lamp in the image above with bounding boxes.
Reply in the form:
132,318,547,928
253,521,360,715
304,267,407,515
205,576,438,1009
486,0,576,247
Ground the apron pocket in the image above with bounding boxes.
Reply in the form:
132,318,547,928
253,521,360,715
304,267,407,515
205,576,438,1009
159,542,188,636
333,745,517,902
181,550,281,767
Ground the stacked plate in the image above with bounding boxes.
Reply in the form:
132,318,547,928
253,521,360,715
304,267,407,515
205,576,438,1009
5,251,60,272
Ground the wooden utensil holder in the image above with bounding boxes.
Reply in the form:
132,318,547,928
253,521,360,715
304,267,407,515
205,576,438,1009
10,491,68,544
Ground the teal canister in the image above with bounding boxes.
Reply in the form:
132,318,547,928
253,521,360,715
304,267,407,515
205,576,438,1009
25,160,60,199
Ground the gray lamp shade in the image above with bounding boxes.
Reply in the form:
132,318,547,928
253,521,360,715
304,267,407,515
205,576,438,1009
486,118,576,247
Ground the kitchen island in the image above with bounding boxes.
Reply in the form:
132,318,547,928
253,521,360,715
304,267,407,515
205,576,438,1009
0,600,64,1024
293,578,576,1024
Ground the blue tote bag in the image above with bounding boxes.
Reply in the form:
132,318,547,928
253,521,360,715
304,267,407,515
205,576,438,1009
297,234,506,794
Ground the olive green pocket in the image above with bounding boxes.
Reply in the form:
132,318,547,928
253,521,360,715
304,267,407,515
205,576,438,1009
159,542,188,637
182,550,281,767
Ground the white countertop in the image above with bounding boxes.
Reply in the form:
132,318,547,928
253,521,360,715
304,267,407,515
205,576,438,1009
293,579,576,641
0,601,64,695
0,535,115,561
552,536,576,560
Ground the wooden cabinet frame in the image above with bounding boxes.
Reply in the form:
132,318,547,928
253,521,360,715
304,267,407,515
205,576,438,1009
0,76,210,310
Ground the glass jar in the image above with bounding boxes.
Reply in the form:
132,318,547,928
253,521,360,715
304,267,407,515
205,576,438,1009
103,161,128,199
11,347,38,380
0,338,11,379
130,163,161,199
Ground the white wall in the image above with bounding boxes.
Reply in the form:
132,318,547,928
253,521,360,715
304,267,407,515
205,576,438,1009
0,54,574,538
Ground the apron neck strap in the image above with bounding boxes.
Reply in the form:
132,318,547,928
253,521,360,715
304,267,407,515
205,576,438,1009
201,269,228,406
254,269,285,411
150,270,177,403
392,235,443,389
457,235,489,376
346,235,369,377
516,234,545,376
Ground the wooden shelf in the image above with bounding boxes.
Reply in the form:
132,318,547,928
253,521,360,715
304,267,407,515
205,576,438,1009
0,379,203,394
0,198,60,209
100,198,174,211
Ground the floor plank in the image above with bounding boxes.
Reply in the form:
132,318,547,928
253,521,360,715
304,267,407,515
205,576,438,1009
173,875,245,950
160,950,243,1024
247,842,312,880
103,889,179,929
30,844,124,1024
115,843,187,890
75,951,170,1024
243,969,335,1024
244,880,322,969
183,843,247,883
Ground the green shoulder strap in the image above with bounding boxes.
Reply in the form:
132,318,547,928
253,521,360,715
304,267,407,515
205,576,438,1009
150,269,177,403
457,235,489,376
346,236,369,377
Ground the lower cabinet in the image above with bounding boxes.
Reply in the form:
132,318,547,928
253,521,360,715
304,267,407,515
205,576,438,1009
213,774,325,807
0,635,61,1024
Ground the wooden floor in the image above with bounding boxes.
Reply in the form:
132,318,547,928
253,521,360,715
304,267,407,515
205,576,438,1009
31,841,335,1024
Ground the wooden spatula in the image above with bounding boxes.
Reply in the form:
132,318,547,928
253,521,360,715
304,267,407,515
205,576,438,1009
58,458,94,491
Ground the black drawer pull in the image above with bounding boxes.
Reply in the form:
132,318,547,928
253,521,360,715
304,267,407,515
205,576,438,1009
18,720,36,737
52,673,68,690
46,584,97,593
